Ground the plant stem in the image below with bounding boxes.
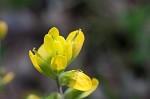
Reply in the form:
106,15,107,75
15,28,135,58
56,77,64,99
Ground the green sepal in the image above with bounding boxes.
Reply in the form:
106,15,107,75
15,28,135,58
33,49,57,79
38,61,56,79
64,88,83,99
59,70,75,86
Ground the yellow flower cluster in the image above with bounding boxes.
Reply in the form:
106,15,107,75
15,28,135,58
29,27,84,76
29,27,99,97
59,70,99,92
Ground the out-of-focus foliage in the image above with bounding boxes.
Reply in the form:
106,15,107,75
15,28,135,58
120,5,150,64
0,0,34,8
0,68,14,89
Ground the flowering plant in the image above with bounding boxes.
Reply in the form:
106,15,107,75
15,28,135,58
29,27,99,99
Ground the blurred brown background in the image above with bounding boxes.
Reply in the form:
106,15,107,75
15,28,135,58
0,0,150,99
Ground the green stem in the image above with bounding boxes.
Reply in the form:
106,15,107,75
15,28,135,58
56,77,64,99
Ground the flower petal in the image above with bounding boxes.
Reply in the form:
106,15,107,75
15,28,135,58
79,78,99,98
65,42,72,63
44,34,64,57
44,34,54,55
50,55,67,74
70,70,92,91
48,27,59,39
29,50,42,73
30,49,56,78
57,36,66,47
38,44,49,61
54,41,63,54
66,29,84,60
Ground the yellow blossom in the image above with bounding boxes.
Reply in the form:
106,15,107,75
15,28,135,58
2,72,14,85
29,27,84,76
0,21,8,39
64,78,99,99
59,70,92,91
26,94,41,99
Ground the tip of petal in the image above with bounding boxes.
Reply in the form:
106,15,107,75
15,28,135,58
29,50,33,56
92,78,99,85
51,27,58,30
79,78,99,98
48,27,59,38
29,50,43,73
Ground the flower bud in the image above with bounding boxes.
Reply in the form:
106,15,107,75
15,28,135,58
26,94,41,99
0,21,8,39
59,70,92,91
66,29,84,60
2,72,14,85
64,78,99,99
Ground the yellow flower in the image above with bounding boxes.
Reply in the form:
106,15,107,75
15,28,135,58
26,94,41,99
64,78,99,99
0,21,8,40
2,72,14,85
59,70,92,91
29,27,84,76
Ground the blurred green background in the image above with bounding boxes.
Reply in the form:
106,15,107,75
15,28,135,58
0,0,150,99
